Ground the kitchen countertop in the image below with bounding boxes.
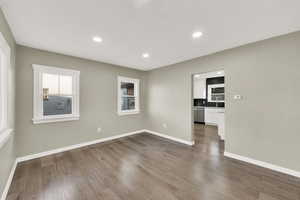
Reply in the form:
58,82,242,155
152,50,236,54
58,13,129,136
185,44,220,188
204,106,225,109
194,106,225,109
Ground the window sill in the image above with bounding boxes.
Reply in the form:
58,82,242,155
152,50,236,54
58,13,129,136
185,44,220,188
0,128,13,149
32,115,80,124
118,111,140,116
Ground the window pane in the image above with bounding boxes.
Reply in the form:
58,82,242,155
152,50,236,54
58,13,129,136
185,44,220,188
121,82,134,96
60,75,72,95
43,96,72,116
121,97,135,111
42,73,73,116
43,73,59,95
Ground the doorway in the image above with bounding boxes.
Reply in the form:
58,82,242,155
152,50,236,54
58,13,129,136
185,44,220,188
192,70,225,143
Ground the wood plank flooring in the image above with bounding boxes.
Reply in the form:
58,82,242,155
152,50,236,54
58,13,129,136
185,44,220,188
7,124,300,200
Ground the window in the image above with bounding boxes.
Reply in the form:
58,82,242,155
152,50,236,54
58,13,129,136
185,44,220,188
118,76,140,115
32,64,80,124
0,32,12,148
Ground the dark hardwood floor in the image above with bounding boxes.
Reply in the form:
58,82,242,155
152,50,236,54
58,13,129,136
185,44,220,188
7,124,300,200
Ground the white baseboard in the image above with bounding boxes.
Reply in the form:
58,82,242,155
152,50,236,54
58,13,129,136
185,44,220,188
17,130,145,163
16,129,194,163
224,151,300,178
144,129,195,146
1,160,17,200
204,122,217,126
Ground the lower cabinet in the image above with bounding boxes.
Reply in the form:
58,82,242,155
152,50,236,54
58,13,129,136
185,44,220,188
205,108,225,140
205,108,222,125
217,113,225,140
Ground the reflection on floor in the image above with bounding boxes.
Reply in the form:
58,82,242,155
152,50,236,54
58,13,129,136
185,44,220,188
7,124,300,200
194,124,224,155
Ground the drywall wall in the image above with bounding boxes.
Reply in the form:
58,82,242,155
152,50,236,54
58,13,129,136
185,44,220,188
0,8,16,198
146,31,300,172
16,46,147,156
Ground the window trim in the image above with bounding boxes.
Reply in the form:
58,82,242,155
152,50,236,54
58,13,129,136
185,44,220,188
32,64,80,124
117,76,140,116
0,31,12,149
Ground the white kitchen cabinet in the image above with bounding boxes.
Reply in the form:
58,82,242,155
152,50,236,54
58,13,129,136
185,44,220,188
217,112,225,140
205,108,222,125
205,108,225,140
193,78,206,99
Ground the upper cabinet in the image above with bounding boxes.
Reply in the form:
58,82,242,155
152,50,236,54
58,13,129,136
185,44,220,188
193,78,206,99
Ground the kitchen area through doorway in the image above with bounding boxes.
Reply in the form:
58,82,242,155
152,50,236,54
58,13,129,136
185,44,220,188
193,70,225,141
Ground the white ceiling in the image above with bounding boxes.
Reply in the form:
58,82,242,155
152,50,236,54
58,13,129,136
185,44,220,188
2,0,300,71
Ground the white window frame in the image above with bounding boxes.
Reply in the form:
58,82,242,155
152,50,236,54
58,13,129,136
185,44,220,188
118,76,140,116
32,64,80,124
0,32,13,149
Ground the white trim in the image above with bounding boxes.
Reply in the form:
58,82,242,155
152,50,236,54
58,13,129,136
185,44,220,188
205,122,217,126
32,64,80,124
0,129,13,149
224,151,300,178
32,116,79,124
118,110,140,116
117,76,140,116
0,32,10,139
0,160,17,200
144,129,195,146
17,130,145,162
32,64,80,75
16,129,195,163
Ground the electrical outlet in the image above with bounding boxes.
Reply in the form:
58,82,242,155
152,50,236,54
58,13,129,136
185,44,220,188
97,127,102,133
162,123,167,129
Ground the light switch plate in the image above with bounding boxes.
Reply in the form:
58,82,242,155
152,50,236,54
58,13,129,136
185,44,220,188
234,95,242,100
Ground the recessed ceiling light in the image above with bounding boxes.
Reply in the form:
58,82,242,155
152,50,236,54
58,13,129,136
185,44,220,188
93,36,103,43
142,53,150,58
192,31,203,39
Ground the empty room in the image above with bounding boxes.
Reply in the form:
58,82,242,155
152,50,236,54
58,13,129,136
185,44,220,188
0,0,300,199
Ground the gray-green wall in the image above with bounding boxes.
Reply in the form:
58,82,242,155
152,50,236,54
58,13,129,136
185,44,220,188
0,8,16,197
16,46,147,157
146,31,300,172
